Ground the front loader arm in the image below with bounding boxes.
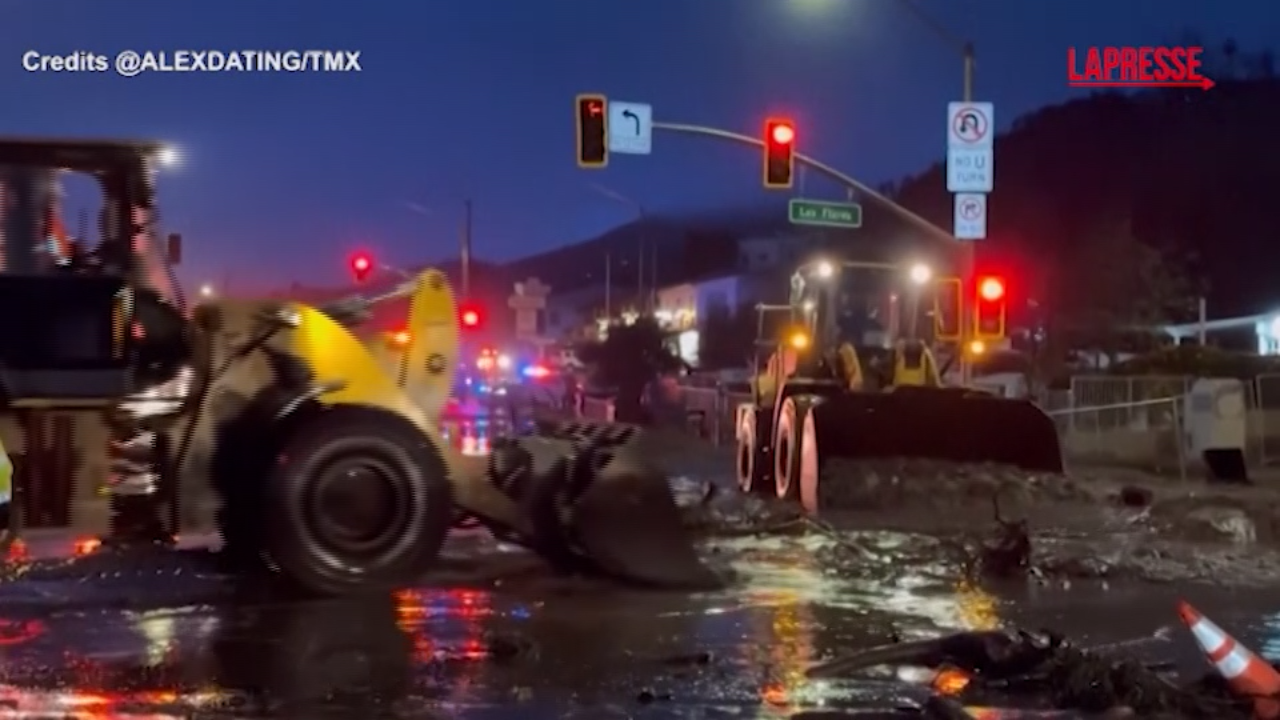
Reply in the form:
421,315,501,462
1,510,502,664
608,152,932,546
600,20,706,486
170,297,534,540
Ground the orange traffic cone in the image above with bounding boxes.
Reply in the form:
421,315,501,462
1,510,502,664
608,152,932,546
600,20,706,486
1179,600,1280,718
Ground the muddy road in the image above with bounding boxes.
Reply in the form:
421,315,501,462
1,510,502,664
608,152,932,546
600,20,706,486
2,436,1279,718
0,534,1274,719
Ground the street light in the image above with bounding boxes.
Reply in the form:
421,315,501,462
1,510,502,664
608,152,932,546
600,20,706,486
905,263,933,340
199,283,214,298
156,146,181,168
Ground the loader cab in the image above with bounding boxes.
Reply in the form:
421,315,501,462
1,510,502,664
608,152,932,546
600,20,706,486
0,137,182,408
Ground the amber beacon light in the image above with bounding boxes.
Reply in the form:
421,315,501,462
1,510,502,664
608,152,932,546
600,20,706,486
763,119,796,189
575,94,608,168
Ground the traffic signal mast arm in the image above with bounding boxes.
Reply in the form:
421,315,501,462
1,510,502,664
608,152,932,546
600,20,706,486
650,121,961,249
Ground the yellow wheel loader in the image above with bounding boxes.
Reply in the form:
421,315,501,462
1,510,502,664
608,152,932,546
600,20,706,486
735,262,1062,513
0,136,717,595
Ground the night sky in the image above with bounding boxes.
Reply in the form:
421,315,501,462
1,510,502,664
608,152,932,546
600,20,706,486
5,0,1275,291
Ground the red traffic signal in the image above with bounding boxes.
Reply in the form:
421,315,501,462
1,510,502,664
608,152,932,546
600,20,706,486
575,94,608,168
350,252,373,282
979,276,1005,302
763,118,795,189
973,275,1007,339
460,303,483,329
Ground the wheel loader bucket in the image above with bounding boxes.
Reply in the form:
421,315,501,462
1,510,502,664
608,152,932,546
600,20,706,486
808,388,1064,473
501,421,723,590
570,453,722,589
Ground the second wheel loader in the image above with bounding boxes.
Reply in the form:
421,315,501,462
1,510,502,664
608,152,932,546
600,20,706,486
736,261,1062,513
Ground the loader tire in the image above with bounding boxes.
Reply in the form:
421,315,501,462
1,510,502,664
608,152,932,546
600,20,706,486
213,389,317,575
736,409,770,495
263,405,452,596
774,396,813,501
798,407,824,514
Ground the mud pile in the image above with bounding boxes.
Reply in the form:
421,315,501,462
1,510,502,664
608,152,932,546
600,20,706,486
814,458,1094,517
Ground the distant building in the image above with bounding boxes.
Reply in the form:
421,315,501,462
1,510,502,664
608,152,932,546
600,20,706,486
651,272,777,364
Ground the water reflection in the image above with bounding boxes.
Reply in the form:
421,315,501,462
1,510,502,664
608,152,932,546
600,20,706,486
395,586,495,705
737,541,819,716
0,593,420,716
213,593,413,713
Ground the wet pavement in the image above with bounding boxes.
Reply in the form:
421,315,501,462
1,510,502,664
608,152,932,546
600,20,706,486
5,446,1280,718
2,526,1279,718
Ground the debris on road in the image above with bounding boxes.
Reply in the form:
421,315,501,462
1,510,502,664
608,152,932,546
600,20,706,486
805,602,1280,718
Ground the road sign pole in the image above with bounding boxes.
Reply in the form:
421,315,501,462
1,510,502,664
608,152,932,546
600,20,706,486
960,42,976,386
945,99,994,387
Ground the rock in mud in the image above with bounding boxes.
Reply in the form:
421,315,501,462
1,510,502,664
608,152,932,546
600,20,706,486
1151,497,1263,544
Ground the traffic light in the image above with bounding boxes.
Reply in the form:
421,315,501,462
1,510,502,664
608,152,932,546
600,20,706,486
973,275,1007,339
763,118,795,189
575,94,608,168
933,276,962,341
460,302,483,330
350,252,373,283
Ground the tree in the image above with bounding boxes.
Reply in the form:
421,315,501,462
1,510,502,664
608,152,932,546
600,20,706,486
1049,213,1201,362
696,302,758,370
576,317,684,423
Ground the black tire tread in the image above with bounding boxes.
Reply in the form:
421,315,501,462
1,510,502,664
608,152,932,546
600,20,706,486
264,404,452,596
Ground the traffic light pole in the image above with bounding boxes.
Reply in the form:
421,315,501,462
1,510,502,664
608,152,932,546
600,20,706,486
893,0,979,383
958,43,977,385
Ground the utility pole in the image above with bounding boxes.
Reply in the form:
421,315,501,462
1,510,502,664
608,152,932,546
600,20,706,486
650,238,658,312
604,252,612,319
460,199,473,298
636,234,645,313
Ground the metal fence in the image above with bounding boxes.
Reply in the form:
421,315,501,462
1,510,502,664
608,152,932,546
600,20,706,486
1058,375,1193,432
1248,374,1280,466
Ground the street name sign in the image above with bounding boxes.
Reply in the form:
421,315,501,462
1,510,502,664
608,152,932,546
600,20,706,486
607,101,652,155
946,101,995,193
788,199,862,228
953,192,987,240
